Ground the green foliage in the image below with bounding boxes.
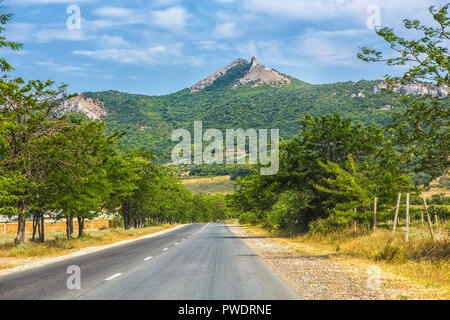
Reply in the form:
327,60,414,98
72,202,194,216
82,77,404,162
238,212,258,225
0,10,224,244
309,212,352,235
359,4,449,182
229,113,411,233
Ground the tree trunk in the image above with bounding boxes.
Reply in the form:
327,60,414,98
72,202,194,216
422,198,434,242
15,213,26,246
77,217,85,238
372,197,377,231
39,215,45,242
32,215,37,242
392,193,401,236
66,216,74,239
405,193,410,242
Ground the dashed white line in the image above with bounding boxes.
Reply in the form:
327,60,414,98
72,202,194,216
174,242,179,245
163,248,168,251
144,256,152,261
105,273,122,281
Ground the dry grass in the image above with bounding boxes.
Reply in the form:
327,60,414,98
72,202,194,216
241,224,449,299
421,188,450,198
0,224,176,270
182,175,235,194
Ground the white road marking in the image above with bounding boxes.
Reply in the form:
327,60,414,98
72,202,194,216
144,256,152,261
105,273,122,281
163,248,168,251
174,242,179,245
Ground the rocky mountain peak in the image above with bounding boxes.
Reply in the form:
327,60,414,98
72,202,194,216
250,56,258,70
189,57,291,92
190,58,249,92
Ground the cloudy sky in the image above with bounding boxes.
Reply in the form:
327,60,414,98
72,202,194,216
2,0,447,95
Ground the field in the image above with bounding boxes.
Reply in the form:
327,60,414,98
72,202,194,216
181,175,235,194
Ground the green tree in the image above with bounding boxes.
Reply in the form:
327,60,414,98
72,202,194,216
358,4,449,182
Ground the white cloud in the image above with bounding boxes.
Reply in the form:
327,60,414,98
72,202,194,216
10,0,96,4
6,23,91,43
99,35,129,48
35,60,89,74
93,6,136,19
151,0,181,7
74,45,177,66
34,28,90,42
214,22,239,38
300,28,373,64
195,41,231,51
151,6,190,32
240,0,441,26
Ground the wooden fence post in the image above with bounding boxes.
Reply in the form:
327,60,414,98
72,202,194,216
392,193,401,236
373,197,377,231
422,197,435,242
405,193,410,242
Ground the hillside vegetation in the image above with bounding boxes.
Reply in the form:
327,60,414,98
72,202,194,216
83,78,406,161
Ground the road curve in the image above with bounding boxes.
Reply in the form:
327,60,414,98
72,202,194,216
0,223,300,300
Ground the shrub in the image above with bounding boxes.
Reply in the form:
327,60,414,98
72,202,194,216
376,244,404,263
109,217,124,229
309,212,352,235
238,212,258,225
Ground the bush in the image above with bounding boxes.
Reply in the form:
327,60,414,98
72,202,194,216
376,244,404,263
309,212,351,235
109,217,124,229
238,212,258,225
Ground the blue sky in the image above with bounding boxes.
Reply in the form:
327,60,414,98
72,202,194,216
2,0,447,95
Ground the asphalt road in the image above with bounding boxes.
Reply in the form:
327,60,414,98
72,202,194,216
0,223,300,300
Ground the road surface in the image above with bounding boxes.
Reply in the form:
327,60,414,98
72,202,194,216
0,223,300,300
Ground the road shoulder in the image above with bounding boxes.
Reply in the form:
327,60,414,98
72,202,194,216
228,224,431,300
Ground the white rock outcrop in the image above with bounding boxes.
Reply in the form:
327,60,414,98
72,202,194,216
59,95,107,120
373,83,449,98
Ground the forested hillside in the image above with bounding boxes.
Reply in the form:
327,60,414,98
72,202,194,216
82,68,406,161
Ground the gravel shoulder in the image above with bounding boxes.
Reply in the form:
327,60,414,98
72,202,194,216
229,224,428,300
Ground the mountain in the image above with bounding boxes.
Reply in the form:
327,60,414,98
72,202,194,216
63,57,425,161
190,57,291,92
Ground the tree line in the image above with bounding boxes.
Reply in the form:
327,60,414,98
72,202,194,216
0,12,227,245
